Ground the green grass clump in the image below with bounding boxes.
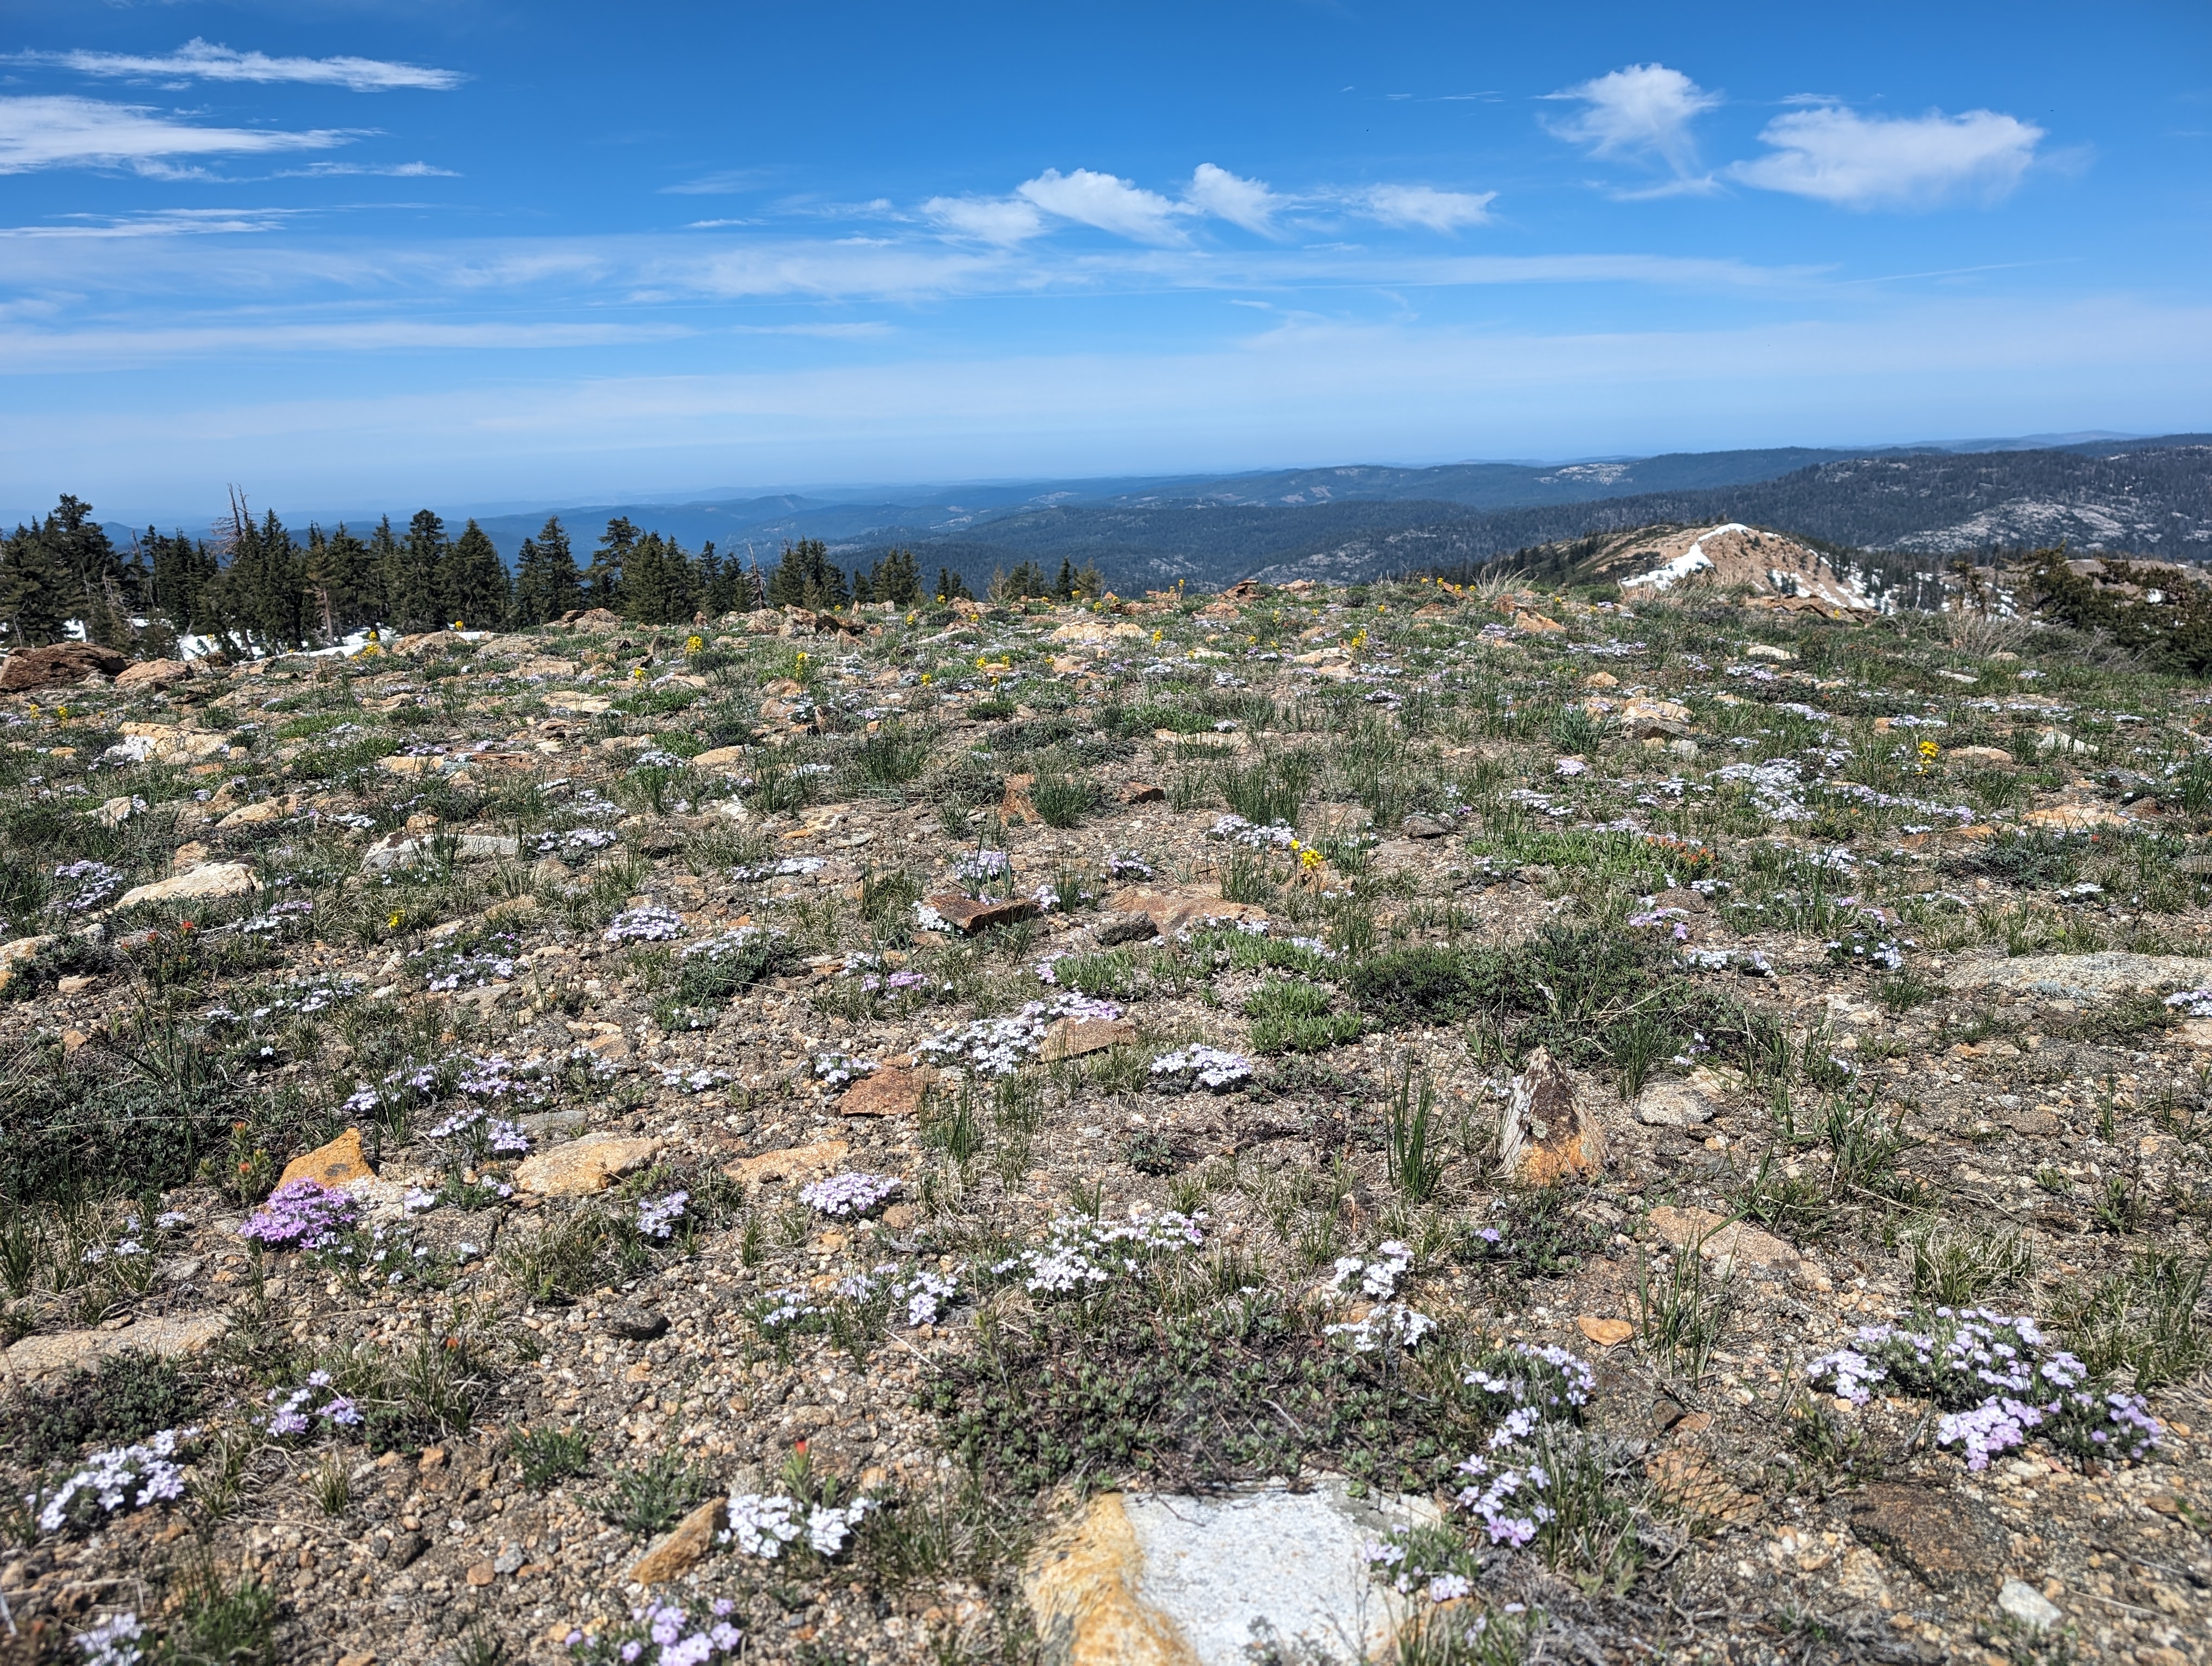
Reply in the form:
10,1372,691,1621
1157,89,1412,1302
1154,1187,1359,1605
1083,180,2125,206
1244,978,1361,1054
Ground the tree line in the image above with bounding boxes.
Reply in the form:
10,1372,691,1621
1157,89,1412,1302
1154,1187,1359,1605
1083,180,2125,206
0,494,974,655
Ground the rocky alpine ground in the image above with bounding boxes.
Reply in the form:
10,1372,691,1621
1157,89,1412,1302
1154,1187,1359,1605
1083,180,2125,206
0,575,2205,1666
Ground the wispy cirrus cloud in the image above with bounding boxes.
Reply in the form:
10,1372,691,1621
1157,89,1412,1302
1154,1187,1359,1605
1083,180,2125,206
1186,163,1283,235
1015,168,1191,244
7,38,464,93
0,95,356,176
1732,105,2044,208
1544,63,1721,195
924,162,1494,244
276,161,458,179
1356,183,1496,230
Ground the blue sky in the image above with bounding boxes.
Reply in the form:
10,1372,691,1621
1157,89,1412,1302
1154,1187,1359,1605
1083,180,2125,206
2,0,2208,522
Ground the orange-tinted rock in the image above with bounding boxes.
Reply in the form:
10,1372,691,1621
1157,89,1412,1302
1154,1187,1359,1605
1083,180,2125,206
838,1066,936,1117
279,1127,375,1190
1497,1047,1605,1183
925,894,1039,934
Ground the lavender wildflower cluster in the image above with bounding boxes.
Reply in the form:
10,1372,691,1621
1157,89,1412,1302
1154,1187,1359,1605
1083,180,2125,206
37,1428,196,1534
950,848,1010,892
239,1180,358,1251
53,860,123,911
722,1492,873,1560
1107,853,1154,882
603,905,685,944
1322,1241,1436,1353
417,945,518,991
1005,1210,1208,1298
259,1371,362,1437
1806,1306,2162,1471
564,1597,742,1666
728,856,824,882
74,1612,145,1666
635,1191,689,1240
797,1172,903,1218
1147,1045,1253,1091
1362,1527,1479,1604
1441,1343,1598,1547
812,1052,878,1087
1208,813,1296,850
528,826,617,856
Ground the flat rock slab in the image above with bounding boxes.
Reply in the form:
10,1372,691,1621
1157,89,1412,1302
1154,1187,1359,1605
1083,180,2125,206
5,1312,229,1382
515,1132,664,1196
726,1139,851,1189
279,1127,375,1190
1849,1483,2005,1592
118,862,260,909
838,1066,936,1118
1040,1017,1138,1062
1646,1205,1799,1274
925,894,1040,934
1027,1481,1434,1666
362,832,521,872
1945,951,2212,1002
1104,888,1269,940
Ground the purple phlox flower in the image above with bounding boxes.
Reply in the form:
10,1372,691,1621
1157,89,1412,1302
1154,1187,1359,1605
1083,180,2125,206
798,1172,902,1219
238,1179,358,1251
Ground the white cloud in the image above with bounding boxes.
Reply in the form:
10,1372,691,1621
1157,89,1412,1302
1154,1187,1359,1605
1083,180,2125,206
1186,163,1282,234
1016,168,1189,244
1544,63,1719,184
1733,105,2043,208
922,194,1046,245
1357,184,1496,232
276,161,458,178
10,39,464,93
0,95,354,175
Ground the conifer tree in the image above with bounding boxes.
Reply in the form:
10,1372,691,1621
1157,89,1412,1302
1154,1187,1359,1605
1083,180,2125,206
511,516,583,625
306,523,379,638
695,542,742,617
766,539,847,609
145,529,218,635
441,518,511,630
587,517,636,610
874,547,922,606
387,511,447,633
622,530,699,625
936,566,973,602
365,517,400,634
0,523,69,645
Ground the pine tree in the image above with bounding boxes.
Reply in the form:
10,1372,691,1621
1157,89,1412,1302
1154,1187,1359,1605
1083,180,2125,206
224,508,308,651
441,518,511,630
936,566,973,603
0,523,68,646
369,517,401,632
766,539,847,610
387,510,447,633
145,529,218,635
850,565,875,605
695,542,742,617
622,531,699,625
874,547,922,607
307,523,378,638
587,517,636,611
512,516,583,625
1075,562,1105,600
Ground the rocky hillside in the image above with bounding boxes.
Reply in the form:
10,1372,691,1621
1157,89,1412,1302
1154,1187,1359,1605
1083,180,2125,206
0,586,2205,1666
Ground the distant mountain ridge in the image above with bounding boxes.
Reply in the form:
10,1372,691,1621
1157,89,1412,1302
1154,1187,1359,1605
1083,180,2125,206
91,433,2212,598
